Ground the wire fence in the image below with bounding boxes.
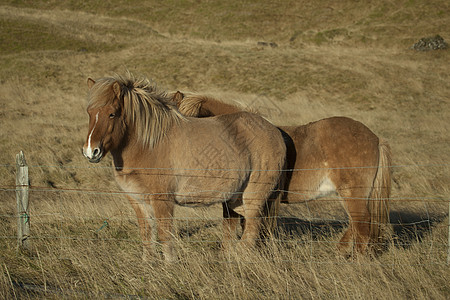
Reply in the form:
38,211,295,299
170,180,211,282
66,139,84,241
1,158,449,265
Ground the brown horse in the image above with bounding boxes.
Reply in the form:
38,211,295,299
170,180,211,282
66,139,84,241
81,74,286,260
171,92,392,255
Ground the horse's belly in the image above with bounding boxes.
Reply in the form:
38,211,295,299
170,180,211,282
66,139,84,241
174,167,246,206
174,188,239,206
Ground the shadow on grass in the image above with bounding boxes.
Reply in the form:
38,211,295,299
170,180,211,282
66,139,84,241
275,217,345,241
389,210,447,248
273,210,447,250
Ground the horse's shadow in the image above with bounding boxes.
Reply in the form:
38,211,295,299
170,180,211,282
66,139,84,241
274,210,447,249
389,210,446,248
176,211,446,250
274,217,345,241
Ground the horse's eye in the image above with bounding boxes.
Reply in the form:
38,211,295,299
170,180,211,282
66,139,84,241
109,113,116,119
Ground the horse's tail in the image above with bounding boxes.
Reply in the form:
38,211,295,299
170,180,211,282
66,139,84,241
368,140,392,249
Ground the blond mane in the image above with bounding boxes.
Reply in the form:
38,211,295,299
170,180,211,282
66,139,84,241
88,73,185,148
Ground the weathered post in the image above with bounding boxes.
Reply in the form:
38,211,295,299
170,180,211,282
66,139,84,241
448,199,450,264
16,151,30,250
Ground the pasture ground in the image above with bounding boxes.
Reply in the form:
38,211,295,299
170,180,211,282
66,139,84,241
0,1,449,298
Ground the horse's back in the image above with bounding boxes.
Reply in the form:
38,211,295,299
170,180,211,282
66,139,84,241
212,110,283,141
214,112,286,170
170,112,286,205
172,112,284,164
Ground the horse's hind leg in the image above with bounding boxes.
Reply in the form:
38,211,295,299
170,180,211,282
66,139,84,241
342,208,371,254
338,188,371,254
222,202,243,250
239,188,272,248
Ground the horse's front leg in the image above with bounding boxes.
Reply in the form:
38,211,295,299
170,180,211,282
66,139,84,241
126,195,152,260
151,198,175,261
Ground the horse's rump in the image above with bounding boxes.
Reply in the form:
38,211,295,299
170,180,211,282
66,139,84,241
281,116,380,201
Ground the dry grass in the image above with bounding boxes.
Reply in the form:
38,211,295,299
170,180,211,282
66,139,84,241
0,0,449,298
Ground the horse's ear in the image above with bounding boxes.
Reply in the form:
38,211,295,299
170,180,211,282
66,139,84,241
112,82,121,98
87,78,95,89
173,91,185,106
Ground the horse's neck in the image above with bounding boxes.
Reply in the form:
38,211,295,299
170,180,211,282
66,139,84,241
110,126,174,172
111,143,137,171
110,129,144,171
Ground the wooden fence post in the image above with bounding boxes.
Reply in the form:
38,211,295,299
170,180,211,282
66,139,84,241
448,199,450,264
16,151,30,250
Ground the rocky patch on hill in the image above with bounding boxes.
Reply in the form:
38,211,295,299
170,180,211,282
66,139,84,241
411,35,448,51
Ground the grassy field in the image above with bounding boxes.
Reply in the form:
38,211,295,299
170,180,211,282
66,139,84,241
1,0,449,298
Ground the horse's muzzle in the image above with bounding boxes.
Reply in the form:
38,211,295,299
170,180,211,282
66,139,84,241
88,155,103,163
82,145,103,163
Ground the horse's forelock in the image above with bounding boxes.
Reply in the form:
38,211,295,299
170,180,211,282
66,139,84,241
87,77,117,109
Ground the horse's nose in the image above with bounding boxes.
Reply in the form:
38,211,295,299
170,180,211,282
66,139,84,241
92,148,100,158
83,144,103,163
